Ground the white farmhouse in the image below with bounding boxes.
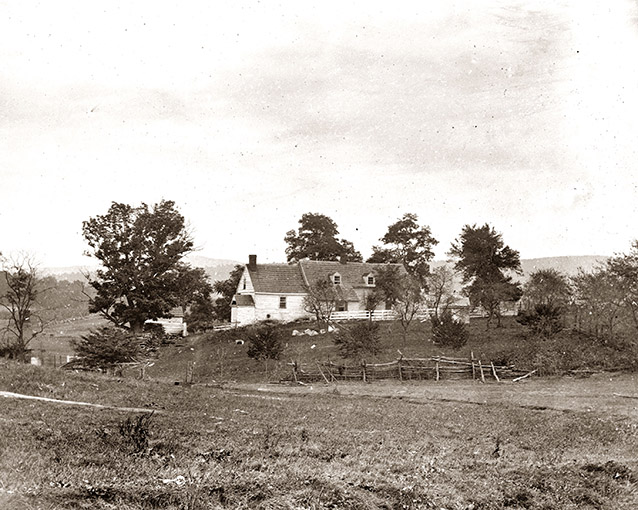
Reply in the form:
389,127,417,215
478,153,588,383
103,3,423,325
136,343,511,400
230,255,406,326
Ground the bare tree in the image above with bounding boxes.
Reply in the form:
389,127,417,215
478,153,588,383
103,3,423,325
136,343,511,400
303,278,338,327
375,266,424,344
394,277,425,344
571,267,625,339
426,265,457,321
1,254,49,362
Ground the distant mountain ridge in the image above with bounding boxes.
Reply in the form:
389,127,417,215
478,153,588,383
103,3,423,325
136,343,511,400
42,255,607,283
41,255,241,283
519,256,607,277
433,255,607,280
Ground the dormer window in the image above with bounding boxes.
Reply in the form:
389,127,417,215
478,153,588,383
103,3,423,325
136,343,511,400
367,275,375,286
333,273,341,285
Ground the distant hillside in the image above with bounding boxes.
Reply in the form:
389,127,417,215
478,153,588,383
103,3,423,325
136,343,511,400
519,256,607,277
433,255,608,284
40,269,93,282
42,255,241,284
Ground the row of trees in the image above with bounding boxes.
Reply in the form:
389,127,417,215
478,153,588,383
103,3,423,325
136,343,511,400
7,198,636,366
519,244,638,341
287,213,524,330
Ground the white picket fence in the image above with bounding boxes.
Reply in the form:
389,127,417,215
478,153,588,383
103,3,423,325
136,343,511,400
329,307,470,323
329,309,399,321
211,322,240,331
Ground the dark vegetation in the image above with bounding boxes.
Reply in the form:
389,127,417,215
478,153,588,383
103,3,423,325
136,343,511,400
69,326,164,373
284,212,363,263
333,320,382,359
246,321,285,377
82,200,212,333
431,311,469,349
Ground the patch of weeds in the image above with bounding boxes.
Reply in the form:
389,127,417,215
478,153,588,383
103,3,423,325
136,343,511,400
198,448,232,463
582,460,635,482
261,424,281,454
119,412,154,454
503,490,533,508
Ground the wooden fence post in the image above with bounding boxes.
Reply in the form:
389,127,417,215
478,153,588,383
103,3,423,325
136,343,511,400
435,361,440,382
326,363,337,382
316,361,330,384
490,362,500,382
478,360,485,383
186,361,194,384
398,358,403,381
362,361,367,383
292,361,298,383
471,352,476,380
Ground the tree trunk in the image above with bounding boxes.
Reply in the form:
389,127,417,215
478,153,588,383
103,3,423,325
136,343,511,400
130,320,144,335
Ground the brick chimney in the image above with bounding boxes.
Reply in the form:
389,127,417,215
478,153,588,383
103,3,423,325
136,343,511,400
248,254,257,271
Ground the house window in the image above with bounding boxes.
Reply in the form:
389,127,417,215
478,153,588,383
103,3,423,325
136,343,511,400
242,278,246,290
279,296,287,309
333,273,341,285
367,276,375,286
336,301,347,312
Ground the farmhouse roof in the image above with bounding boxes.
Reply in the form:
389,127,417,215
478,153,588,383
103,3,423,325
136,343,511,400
299,260,404,287
300,260,406,302
246,264,307,294
243,257,407,299
233,294,255,306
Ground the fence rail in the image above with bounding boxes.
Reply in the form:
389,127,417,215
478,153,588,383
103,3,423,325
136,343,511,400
210,322,240,331
288,355,532,383
329,310,398,321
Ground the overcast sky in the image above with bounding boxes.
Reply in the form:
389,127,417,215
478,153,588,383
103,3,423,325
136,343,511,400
1,0,637,267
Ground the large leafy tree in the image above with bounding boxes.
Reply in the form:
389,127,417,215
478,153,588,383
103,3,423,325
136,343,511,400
173,265,213,313
367,213,438,287
449,223,522,328
82,200,208,333
284,213,362,263
212,264,244,322
523,268,571,309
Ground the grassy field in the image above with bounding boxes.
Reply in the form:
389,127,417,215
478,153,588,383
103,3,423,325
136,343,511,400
1,360,637,509
145,316,638,385
15,313,638,384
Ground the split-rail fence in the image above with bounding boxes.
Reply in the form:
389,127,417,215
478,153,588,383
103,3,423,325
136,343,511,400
287,355,534,384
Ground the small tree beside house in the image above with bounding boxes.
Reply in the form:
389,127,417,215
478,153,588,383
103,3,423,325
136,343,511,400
375,265,425,344
333,321,382,359
246,322,284,378
303,278,339,328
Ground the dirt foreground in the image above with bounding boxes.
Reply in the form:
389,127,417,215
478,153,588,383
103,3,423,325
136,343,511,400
235,371,638,418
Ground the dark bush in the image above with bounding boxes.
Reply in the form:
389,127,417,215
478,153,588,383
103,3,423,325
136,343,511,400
431,312,469,349
246,321,284,361
333,321,382,359
70,326,144,371
517,304,564,338
0,341,29,359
